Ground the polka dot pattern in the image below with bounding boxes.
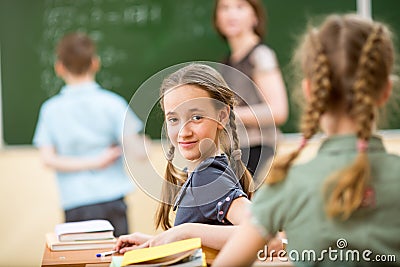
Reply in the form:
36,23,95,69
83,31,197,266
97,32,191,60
216,189,248,223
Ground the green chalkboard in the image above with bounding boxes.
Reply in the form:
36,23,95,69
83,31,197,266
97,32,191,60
0,0,399,145
264,0,400,133
0,0,227,145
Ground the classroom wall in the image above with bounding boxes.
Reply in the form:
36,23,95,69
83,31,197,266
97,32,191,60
1,134,400,267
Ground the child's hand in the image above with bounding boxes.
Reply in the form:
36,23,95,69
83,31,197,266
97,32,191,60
97,146,121,169
143,224,187,247
114,232,154,253
266,237,283,257
267,231,287,257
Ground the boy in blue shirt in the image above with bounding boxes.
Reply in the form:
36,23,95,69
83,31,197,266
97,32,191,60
33,32,144,237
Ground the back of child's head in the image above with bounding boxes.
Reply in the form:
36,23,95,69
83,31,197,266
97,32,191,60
56,32,96,75
266,14,395,220
156,63,253,230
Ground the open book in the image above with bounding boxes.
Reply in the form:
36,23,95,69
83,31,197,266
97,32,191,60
55,219,114,241
117,238,205,267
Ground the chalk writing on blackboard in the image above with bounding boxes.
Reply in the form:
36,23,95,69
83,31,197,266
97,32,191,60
38,0,162,95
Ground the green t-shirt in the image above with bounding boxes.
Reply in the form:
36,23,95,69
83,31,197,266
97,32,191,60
251,135,400,266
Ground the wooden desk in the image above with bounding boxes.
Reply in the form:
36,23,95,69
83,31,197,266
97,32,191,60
41,246,115,267
42,245,292,267
42,246,218,267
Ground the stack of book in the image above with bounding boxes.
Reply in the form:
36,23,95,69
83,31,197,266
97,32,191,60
46,220,116,251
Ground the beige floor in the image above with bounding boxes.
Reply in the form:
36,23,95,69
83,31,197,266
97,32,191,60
0,133,399,267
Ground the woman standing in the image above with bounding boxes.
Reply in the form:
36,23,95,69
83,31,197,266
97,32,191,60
213,0,288,186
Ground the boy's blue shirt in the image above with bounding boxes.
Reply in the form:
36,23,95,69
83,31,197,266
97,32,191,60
33,81,142,210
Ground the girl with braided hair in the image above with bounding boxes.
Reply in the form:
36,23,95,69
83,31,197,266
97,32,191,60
214,14,399,266
115,63,253,252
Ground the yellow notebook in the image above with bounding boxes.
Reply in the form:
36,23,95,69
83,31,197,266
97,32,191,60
121,238,201,266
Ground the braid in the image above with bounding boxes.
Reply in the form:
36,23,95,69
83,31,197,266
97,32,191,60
324,25,384,220
301,32,332,139
352,25,384,141
228,109,254,198
155,145,187,230
229,110,240,158
165,144,175,161
266,32,332,185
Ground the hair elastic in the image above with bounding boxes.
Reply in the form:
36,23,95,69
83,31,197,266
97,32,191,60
357,139,368,153
232,149,242,161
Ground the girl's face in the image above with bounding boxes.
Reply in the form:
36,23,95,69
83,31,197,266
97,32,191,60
215,0,257,39
163,85,227,163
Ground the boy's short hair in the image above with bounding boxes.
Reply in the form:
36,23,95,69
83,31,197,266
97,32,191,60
56,32,96,75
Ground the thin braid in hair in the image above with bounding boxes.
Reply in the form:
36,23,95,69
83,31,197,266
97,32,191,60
266,30,332,185
155,145,187,230
165,144,175,161
300,30,332,139
352,25,384,141
324,25,384,220
228,109,254,198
